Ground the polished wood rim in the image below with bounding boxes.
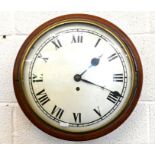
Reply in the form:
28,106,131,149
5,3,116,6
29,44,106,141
13,14,143,141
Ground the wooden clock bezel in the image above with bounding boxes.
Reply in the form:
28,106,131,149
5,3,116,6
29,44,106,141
13,14,143,141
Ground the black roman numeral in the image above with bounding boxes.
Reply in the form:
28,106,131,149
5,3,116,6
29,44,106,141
113,74,123,82
73,113,81,123
36,89,50,105
51,105,64,119
71,35,83,43
93,107,102,117
32,74,43,82
38,53,48,62
52,39,62,49
108,53,118,62
107,91,122,104
94,38,101,47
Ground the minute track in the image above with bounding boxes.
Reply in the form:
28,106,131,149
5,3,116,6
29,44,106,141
28,26,128,128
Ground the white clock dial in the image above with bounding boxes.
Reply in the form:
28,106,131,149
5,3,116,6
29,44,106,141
22,22,133,133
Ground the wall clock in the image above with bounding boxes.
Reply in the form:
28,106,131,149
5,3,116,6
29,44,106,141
13,14,143,141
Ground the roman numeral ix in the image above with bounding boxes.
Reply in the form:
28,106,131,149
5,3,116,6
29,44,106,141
36,89,50,105
32,74,43,83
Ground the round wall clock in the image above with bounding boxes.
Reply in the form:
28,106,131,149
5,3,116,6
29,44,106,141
13,14,143,141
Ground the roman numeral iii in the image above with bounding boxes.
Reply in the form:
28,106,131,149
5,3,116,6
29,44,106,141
51,105,64,119
36,89,50,105
71,35,83,43
113,74,123,82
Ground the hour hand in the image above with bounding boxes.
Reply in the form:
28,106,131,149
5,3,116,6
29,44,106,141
80,54,103,76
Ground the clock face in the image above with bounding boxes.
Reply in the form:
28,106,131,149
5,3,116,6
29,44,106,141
13,14,143,140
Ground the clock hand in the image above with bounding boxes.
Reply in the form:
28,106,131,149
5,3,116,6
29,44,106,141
74,74,122,97
80,78,105,90
80,54,103,76
81,78,122,97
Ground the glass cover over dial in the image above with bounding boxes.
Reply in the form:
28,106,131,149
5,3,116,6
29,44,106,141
22,22,134,133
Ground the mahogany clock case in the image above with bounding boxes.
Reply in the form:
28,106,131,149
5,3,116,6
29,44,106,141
13,14,143,141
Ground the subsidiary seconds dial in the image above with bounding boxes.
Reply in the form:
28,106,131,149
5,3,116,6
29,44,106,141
13,14,143,141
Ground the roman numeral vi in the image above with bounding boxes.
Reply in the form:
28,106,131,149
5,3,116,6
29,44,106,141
73,113,81,123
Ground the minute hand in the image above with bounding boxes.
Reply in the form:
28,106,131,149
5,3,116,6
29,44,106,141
81,79,106,90
80,78,122,97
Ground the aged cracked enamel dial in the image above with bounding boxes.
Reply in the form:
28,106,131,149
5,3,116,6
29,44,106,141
13,14,143,141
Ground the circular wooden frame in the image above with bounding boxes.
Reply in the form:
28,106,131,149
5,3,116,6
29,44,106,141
13,14,143,141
